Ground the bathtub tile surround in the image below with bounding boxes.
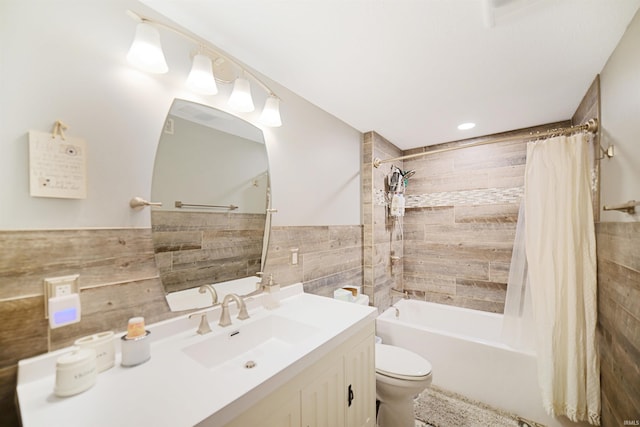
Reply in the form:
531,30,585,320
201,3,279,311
374,186,525,209
596,222,640,426
363,131,404,310
0,225,362,425
364,122,574,313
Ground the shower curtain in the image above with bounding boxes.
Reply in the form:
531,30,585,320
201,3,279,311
501,202,536,353
523,133,600,425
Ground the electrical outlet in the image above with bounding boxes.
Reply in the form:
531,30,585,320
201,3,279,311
55,283,72,297
290,248,299,265
44,274,79,319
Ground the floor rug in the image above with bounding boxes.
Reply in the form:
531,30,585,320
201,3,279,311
413,385,535,427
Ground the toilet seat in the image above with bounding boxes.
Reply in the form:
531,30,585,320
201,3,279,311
375,344,432,381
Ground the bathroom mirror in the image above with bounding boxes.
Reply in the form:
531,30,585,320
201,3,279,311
151,99,271,311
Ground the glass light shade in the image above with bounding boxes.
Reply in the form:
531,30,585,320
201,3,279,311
259,96,282,127
186,54,218,95
228,78,255,112
127,23,168,74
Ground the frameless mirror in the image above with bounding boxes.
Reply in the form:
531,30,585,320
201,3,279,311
151,99,271,311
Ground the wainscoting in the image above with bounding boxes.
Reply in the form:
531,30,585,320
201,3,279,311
596,222,640,426
152,210,266,293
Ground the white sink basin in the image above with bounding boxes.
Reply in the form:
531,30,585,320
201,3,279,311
182,314,320,372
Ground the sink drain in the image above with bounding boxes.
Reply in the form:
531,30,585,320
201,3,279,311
244,360,257,369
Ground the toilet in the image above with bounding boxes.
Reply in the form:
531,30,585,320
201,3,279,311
375,343,432,427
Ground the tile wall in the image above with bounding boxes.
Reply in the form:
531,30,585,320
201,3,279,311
362,131,404,310
597,223,640,425
151,210,266,293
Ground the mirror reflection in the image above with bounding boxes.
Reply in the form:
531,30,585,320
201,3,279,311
151,100,270,311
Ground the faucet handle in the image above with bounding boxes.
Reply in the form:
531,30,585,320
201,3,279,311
189,312,212,335
237,302,250,320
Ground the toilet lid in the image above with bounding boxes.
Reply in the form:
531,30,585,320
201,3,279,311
375,344,432,379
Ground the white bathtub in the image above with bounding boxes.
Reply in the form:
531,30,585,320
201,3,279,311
376,299,585,427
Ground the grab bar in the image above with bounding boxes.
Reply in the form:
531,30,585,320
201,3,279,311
175,201,238,210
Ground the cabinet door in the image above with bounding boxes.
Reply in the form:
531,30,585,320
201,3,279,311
344,335,376,427
225,385,301,427
301,362,345,427
263,396,302,427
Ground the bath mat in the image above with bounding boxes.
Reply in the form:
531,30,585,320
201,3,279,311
414,385,533,427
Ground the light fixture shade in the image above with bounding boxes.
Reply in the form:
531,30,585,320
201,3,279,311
259,96,282,127
186,54,218,95
228,78,254,112
127,23,168,74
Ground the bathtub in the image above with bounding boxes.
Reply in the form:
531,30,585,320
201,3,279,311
376,299,583,427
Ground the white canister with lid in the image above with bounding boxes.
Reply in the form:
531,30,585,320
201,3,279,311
54,348,97,397
74,331,115,373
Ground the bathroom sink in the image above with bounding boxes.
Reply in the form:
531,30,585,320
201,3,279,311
182,314,320,372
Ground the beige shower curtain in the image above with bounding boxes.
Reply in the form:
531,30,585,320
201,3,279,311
524,133,600,425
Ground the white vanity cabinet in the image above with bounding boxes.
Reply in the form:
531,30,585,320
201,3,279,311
225,322,375,427
344,332,376,427
17,287,378,427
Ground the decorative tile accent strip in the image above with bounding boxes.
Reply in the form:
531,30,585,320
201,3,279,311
374,187,523,208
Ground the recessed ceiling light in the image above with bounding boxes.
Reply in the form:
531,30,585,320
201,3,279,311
458,122,476,130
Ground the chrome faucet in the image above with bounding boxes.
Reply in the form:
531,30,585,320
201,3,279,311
199,285,218,305
218,293,250,327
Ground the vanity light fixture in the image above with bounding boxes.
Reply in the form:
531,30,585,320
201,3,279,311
186,53,218,95
457,122,476,130
259,95,282,127
125,10,282,127
126,22,168,74
228,76,255,112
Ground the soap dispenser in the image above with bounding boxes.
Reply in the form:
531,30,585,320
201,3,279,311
263,274,280,310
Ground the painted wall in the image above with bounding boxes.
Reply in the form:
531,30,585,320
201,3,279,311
0,0,361,230
599,9,640,222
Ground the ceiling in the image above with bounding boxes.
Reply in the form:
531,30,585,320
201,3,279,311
141,0,640,150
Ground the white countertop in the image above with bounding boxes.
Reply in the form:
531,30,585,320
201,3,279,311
16,284,377,427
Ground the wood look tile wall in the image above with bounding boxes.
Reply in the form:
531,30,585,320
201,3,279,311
0,224,361,427
364,123,572,313
151,211,266,293
596,222,640,427
265,225,363,297
363,131,404,311
401,136,529,313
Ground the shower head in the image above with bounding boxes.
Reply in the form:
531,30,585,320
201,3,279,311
402,170,416,179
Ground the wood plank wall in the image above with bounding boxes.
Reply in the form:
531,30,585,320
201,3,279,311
596,222,640,426
363,131,404,311
365,122,570,313
0,224,362,427
152,211,266,293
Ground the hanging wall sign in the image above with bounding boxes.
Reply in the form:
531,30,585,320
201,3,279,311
28,130,87,199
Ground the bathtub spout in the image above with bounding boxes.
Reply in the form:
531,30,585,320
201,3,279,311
394,307,400,318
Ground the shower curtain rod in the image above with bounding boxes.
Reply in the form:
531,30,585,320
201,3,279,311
373,118,599,168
